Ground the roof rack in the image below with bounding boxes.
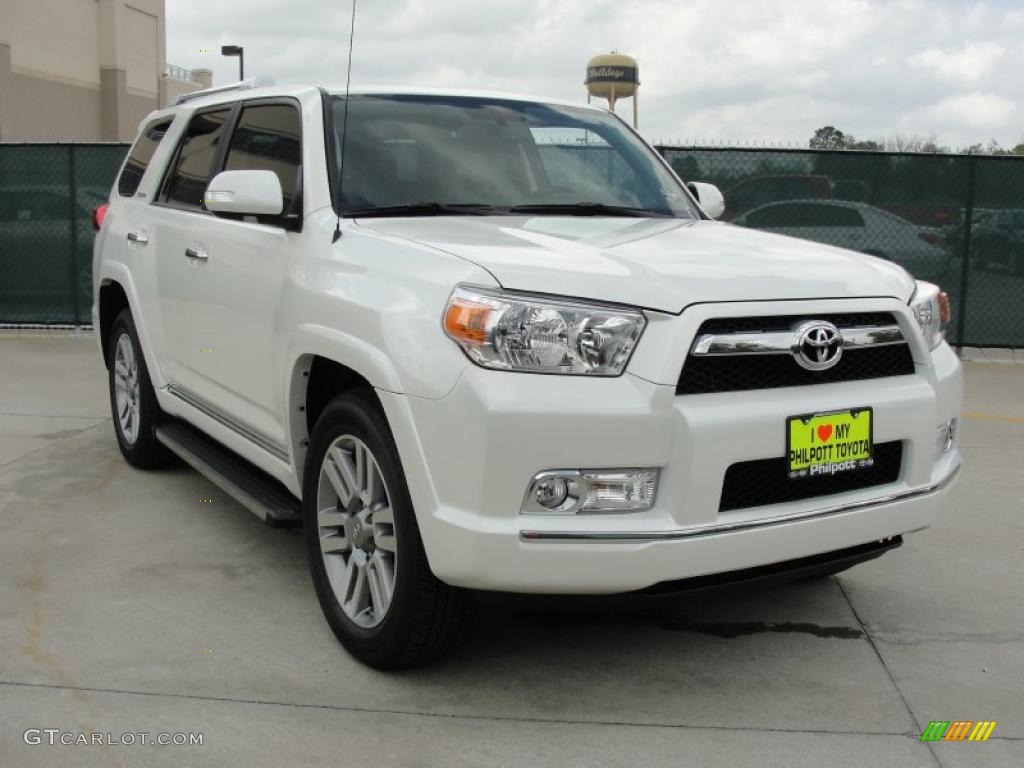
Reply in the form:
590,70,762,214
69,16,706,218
174,76,276,105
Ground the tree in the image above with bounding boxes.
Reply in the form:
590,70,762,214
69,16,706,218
808,127,882,151
884,133,947,153
848,139,883,151
809,125,849,150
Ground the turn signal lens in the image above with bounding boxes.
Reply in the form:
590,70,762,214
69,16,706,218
444,295,495,345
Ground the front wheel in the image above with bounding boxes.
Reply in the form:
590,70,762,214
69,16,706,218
303,391,467,669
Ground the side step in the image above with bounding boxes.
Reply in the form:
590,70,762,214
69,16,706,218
155,420,302,527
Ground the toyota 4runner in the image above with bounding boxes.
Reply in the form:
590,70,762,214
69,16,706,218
92,79,963,668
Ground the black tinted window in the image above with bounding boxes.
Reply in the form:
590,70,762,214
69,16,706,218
118,118,172,197
746,202,864,228
224,104,302,214
162,109,230,209
746,203,804,228
813,204,864,227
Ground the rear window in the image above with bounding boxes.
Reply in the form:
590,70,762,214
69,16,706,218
160,109,231,210
118,118,173,197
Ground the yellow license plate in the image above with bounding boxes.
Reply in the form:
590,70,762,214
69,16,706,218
787,408,873,479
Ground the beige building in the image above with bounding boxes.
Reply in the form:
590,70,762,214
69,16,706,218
0,0,211,141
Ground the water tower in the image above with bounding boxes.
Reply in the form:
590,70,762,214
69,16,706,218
585,52,640,127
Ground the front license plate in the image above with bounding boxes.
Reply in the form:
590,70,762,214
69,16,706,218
787,408,873,479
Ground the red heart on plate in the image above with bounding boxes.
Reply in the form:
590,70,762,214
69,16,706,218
817,424,833,442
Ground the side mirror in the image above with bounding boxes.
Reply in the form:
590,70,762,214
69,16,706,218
687,181,725,220
205,170,283,216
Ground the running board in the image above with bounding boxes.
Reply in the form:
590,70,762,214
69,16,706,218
154,420,302,527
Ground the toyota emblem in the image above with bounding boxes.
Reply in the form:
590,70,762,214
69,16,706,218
792,321,843,371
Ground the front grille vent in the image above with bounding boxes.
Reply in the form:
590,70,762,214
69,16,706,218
719,441,903,512
677,312,915,395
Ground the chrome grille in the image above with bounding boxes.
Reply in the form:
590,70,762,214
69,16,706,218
677,312,915,395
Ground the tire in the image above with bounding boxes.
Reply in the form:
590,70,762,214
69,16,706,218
303,390,467,669
107,308,175,468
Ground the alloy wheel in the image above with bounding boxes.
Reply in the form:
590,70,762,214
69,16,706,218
113,332,141,445
316,435,398,628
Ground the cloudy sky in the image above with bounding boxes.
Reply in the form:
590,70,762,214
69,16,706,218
167,0,1024,149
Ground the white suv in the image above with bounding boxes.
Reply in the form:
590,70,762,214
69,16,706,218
92,80,963,668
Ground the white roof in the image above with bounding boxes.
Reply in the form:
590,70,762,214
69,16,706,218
324,84,605,111
166,80,603,113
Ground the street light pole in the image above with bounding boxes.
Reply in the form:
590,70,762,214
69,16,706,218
220,45,244,81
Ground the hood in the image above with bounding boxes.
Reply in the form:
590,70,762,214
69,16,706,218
356,216,916,313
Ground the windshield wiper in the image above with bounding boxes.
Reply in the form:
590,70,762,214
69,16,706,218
343,202,499,218
506,202,673,218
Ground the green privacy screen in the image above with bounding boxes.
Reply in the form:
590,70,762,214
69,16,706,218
1,142,1022,346
661,146,1024,348
0,143,128,324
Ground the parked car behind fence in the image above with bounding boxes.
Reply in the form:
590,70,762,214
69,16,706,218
731,199,957,285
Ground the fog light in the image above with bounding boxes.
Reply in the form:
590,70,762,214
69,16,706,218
935,418,957,460
522,469,659,515
534,476,570,509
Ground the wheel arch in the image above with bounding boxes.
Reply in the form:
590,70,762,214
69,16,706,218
94,265,164,388
285,326,405,484
98,280,130,368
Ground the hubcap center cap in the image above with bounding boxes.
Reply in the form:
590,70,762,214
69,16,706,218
347,510,375,552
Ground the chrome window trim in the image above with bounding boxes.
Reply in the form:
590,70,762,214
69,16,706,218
691,324,905,357
520,463,959,543
166,383,290,462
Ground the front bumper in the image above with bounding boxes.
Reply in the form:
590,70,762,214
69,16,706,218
382,299,963,594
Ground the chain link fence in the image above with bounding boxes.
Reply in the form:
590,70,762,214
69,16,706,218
1,141,1022,346
0,143,129,324
662,146,1024,348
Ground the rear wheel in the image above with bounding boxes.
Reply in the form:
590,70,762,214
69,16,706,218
303,391,467,669
107,308,174,468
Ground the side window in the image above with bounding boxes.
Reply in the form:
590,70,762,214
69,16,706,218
118,118,173,197
812,204,864,227
161,109,231,210
746,203,802,228
223,104,302,214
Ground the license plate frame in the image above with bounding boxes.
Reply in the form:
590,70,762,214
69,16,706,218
786,407,874,480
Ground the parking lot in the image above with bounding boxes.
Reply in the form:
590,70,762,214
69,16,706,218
1,332,1021,768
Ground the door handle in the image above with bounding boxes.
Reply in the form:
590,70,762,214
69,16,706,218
185,247,209,261
126,230,149,245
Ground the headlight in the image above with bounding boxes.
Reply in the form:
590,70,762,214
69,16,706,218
443,285,646,375
910,281,950,350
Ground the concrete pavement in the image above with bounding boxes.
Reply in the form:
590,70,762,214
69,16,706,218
1,332,1021,767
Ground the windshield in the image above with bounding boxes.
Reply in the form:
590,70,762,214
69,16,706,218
327,94,698,218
